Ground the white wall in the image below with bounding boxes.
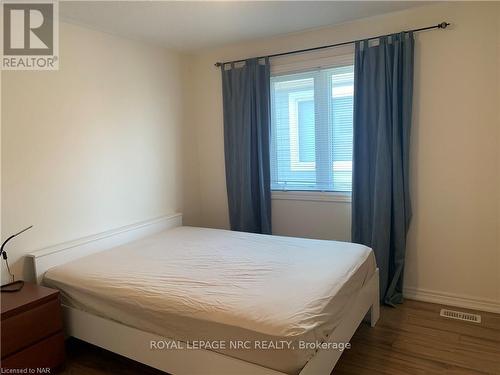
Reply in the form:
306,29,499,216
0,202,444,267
271,195,351,242
1,22,200,283
188,3,500,311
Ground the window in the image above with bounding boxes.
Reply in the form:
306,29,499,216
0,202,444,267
270,56,354,192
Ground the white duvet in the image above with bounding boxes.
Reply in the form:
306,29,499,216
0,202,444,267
44,226,376,373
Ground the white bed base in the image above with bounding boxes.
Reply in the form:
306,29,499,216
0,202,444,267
28,213,379,375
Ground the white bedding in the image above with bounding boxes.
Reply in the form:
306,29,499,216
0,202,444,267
43,226,376,374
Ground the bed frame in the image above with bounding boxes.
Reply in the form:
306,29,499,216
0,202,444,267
28,213,379,375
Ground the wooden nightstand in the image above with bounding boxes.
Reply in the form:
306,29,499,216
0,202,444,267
1,282,65,372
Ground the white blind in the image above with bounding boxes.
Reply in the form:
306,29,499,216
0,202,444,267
270,53,354,192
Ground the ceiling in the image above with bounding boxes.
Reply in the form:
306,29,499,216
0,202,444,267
60,1,432,52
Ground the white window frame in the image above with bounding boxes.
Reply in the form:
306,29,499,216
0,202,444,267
270,47,355,199
271,190,352,203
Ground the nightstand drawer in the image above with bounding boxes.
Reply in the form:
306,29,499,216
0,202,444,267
1,297,63,357
1,331,65,371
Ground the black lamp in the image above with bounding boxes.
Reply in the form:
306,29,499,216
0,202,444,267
1,226,33,292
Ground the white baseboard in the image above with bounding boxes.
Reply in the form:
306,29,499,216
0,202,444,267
404,287,500,314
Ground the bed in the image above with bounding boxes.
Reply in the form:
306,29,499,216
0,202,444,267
29,213,379,375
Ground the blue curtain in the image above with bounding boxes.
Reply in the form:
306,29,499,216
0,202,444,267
221,58,272,234
352,33,414,305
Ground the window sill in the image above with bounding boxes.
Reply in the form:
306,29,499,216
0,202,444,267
271,191,352,203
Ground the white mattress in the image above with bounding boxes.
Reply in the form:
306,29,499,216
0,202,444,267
43,226,376,374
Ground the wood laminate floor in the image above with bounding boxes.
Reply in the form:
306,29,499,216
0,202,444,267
60,300,500,375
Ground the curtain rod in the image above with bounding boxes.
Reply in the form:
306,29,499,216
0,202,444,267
214,21,450,67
